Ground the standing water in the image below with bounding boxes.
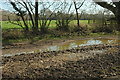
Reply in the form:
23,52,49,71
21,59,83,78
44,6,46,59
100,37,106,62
2,38,120,57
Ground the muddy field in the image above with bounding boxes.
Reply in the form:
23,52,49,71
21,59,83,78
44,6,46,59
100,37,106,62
2,43,120,79
2,36,119,56
1,36,120,79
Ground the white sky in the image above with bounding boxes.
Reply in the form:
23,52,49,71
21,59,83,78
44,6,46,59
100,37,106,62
0,1,113,14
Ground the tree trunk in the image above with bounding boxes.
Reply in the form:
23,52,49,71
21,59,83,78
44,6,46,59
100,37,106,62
93,1,120,31
115,14,120,31
35,0,39,32
74,2,80,27
116,2,120,31
10,2,29,32
76,11,80,27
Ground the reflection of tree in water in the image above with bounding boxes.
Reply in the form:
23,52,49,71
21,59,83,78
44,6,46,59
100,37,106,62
13,39,119,55
45,45,58,51
58,40,89,50
86,40,103,45
48,39,118,51
96,39,115,44
74,40,89,47
58,42,72,50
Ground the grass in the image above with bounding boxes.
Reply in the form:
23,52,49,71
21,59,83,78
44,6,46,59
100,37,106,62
1,21,22,29
2,30,119,45
1,20,89,30
2,19,119,45
1,20,92,45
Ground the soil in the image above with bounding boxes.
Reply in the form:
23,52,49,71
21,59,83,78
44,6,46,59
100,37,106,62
2,38,74,55
1,36,120,79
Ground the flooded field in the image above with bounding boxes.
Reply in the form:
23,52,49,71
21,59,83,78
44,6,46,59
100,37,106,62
2,37,120,57
44,38,119,51
2,37,120,79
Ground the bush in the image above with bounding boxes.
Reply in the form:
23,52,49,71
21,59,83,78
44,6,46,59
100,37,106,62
40,26,49,34
2,29,23,40
55,19,71,32
73,25,91,35
92,25,115,33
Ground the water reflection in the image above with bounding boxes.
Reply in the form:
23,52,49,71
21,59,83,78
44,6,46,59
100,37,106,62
3,38,120,57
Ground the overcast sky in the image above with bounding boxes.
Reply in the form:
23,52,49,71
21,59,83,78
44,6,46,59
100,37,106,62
0,1,111,14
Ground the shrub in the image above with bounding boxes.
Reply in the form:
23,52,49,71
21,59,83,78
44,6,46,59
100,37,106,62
2,29,23,40
73,25,91,35
56,20,70,32
92,25,115,33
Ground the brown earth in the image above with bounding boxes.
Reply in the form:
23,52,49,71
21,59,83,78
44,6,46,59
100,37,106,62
2,42,120,79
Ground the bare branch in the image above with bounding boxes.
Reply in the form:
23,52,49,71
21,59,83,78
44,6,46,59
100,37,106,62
93,0,116,14
8,16,25,30
23,1,35,27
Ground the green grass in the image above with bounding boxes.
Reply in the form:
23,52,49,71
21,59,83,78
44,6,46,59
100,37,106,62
3,32,119,45
2,19,119,45
1,21,22,29
1,20,89,30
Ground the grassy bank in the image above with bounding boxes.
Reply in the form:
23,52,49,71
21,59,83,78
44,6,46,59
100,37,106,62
2,31,120,45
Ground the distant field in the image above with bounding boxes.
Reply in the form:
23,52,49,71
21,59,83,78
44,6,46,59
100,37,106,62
1,20,89,30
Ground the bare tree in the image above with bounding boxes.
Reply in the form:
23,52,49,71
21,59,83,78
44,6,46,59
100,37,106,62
73,0,85,27
55,1,73,32
9,1,29,32
9,0,39,32
93,0,120,30
38,2,64,33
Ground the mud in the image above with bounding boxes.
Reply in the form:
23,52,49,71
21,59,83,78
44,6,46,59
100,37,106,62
2,43,120,79
2,36,120,56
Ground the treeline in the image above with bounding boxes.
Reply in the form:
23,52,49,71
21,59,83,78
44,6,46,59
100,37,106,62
1,9,115,21
2,1,119,34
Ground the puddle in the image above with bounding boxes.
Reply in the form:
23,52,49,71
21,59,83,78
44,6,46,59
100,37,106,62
2,38,120,57
39,38,119,52
52,49,108,61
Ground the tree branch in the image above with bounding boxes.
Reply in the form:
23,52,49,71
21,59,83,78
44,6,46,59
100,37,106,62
93,0,116,14
9,0,29,31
